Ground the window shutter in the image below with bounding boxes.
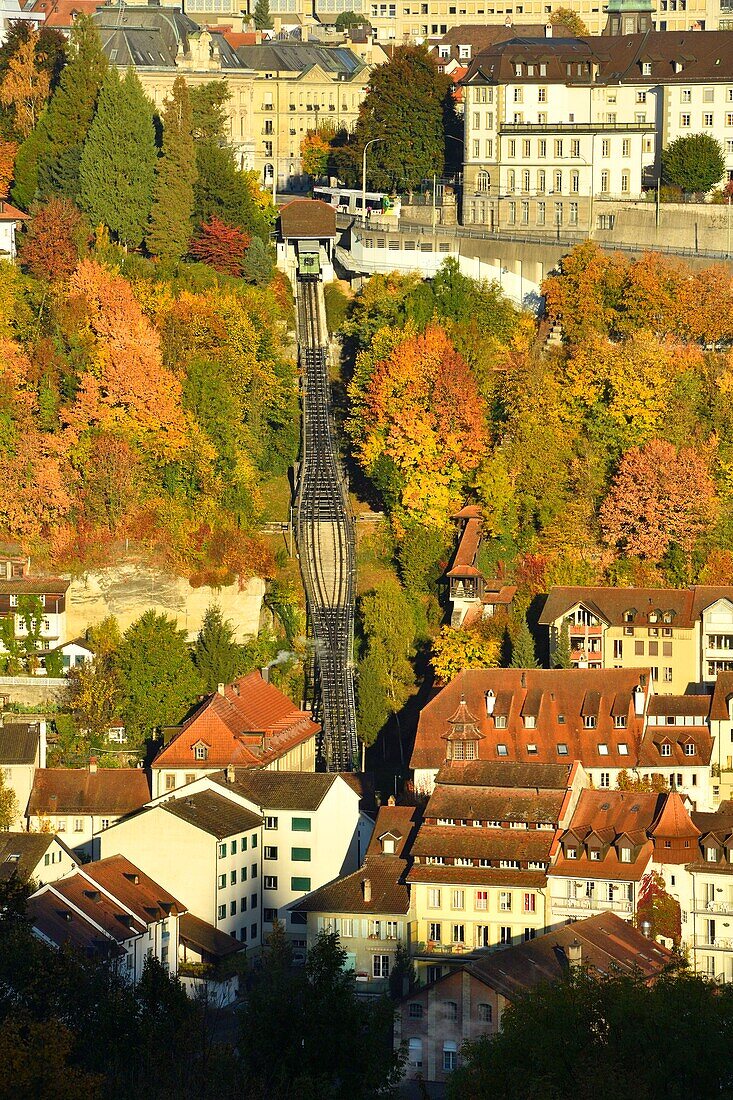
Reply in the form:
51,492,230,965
361,919,369,939
397,921,404,939
317,917,324,932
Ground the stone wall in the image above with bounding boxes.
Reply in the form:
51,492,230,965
595,199,733,258
0,677,65,707
64,564,266,643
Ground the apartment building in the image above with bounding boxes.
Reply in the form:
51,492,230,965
292,802,419,986
151,671,319,798
687,801,733,981
0,720,46,829
410,668,714,807
540,585,733,691
407,759,586,980
395,912,675,1084
0,830,78,887
461,29,733,232
93,6,370,192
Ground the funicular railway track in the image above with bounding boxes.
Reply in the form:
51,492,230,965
295,273,358,771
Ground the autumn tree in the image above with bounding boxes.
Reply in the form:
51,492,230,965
34,14,107,200
79,67,156,248
66,619,122,741
431,626,499,682
636,870,682,944
0,138,15,197
616,769,668,793
549,6,589,33
541,240,626,344
347,323,489,531
0,29,51,139
599,439,718,562
0,768,18,829
662,133,725,194
19,197,89,281
190,214,250,275
300,126,335,179
147,75,197,264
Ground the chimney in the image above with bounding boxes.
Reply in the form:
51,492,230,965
485,689,496,716
89,757,97,774
521,671,527,689
633,683,646,717
217,683,225,696
232,683,240,697
362,877,372,903
226,764,236,784
566,938,582,969
545,22,553,36
260,666,270,683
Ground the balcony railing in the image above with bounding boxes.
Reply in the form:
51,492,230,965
499,121,653,133
695,935,733,950
551,897,632,914
696,901,733,915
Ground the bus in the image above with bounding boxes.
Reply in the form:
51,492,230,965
313,186,400,218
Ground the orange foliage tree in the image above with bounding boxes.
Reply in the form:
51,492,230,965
61,260,191,459
600,438,718,561
0,140,17,199
300,126,336,179
19,199,90,282
348,322,489,530
0,32,51,137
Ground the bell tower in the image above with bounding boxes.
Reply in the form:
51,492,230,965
603,0,654,35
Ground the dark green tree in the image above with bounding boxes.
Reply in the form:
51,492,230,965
396,522,451,595
34,14,107,200
334,10,371,28
253,0,274,29
194,604,246,692
114,610,201,744
356,647,390,753
338,45,453,191
553,620,572,669
661,133,726,194
11,116,43,208
147,75,197,263
78,67,156,247
510,619,539,669
0,595,46,674
242,235,274,285
447,967,733,1100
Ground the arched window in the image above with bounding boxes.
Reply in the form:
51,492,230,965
477,170,490,192
570,170,579,193
537,169,546,193
408,1038,423,1068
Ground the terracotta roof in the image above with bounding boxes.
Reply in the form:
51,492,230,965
180,912,244,960
434,760,573,789
162,790,262,839
452,504,483,520
711,672,733,722
550,844,653,883
26,0,101,27
152,671,319,771
441,913,676,1002
650,790,700,840
447,517,482,576
411,824,553,862
560,788,662,837
425,783,565,824
411,668,648,771
646,696,711,717
28,768,150,816
407,864,547,888
81,855,185,922
539,585,733,630
365,804,421,860
0,200,27,221
638,725,713,767
49,874,147,943
292,854,411,916
0,831,75,882
208,768,345,811
279,199,336,240
28,892,126,961
0,722,40,765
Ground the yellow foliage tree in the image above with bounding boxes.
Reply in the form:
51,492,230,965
431,626,500,682
0,32,51,137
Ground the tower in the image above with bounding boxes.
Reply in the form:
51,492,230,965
603,0,654,36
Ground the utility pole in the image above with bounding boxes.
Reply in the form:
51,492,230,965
362,137,384,224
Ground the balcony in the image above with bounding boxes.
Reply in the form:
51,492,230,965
695,935,733,950
499,121,653,133
551,896,632,915
696,901,733,916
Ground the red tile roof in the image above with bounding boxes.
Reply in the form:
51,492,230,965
650,790,700,840
279,199,336,240
152,671,319,771
82,855,185,921
0,200,27,221
28,768,150,816
411,667,648,771
26,0,101,27
411,823,553,862
447,517,483,576
539,584,733,629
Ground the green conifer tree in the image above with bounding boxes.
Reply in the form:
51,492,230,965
553,620,572,669
35,15,107,201
254,0,274,29
79,68,156,248
242,236,274,285
146,75,197,263
510,620,539,669
11,115,43,208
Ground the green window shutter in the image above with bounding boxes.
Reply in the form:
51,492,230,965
292,817,312,832
292,847,311,862
291,876,311,892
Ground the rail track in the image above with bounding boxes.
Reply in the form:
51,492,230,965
294,275,358,771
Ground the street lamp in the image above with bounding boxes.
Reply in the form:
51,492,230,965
362,137,384,225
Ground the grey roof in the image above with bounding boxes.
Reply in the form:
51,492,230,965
234,42,364,77
93,6,246,71
180,912,245,960
209,769,343,811
0,723,40,765
0,831,65,882
162,790,262,839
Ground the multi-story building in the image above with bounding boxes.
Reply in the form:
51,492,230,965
687,801,733,981
292,802,419,985
102,768,374,949
395,911,675,1084
0,719,46,829
540,585,733,691
407,758,586,980
93,6,370,192
151,671,320,798
27,761,151,859
461,28,733,232
0,830,78,886
410,668,714,807
28,855,184,981
0,576,70,667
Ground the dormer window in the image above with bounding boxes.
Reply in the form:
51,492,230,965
439,45,450,58
707,847,719,862
566,846,577,859
583,716,596,729
514,63,522,76
663,611,674,623
458,44,471,59
589,848,601,861
660,742,672,757
193,742,209,761
684,743,696,756
495,715,507,729
527,743,537,754
524,715,536,730
623,610,636,623
614,716,627,729
649,611,659,624
620,847,632,863
383,837,395,854
642,61,652,75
